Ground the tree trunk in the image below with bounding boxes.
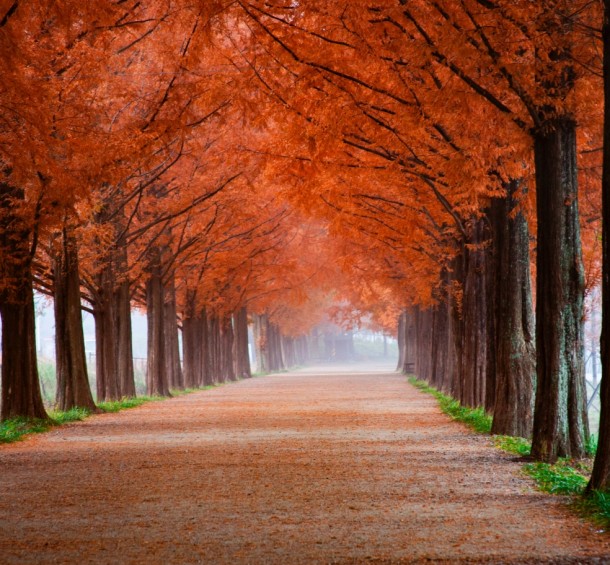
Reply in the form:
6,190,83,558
146,258,170,397
588,1,610,490
414,308,433,381
115,278,136,398
221,315,236,381
53,225,96,412
208,314,221,383
164,273,183,390
91,215,135,401
0,285,47,420
0,184,47,420
429,304,445,390
268,321,285,371
396,312,406,372
93,265,120,402
459,218,489,409
402,308,416,374
489,183,535,438
253,313,269,373
531,118,589,462
182,292,201,388
234,307,252,379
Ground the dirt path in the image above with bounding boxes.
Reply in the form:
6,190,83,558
1,366,610,564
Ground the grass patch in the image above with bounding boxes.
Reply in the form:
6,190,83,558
408,377,492,434
575,490,610,530
0,407,91,444
493,435,531,456
50,407,91,424
97,396,158,413
523,460,588,495
0,417,51,443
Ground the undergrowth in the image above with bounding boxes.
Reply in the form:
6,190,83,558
0,407,90,444
408,375,610,530
523,460,589,495
97,396,158,413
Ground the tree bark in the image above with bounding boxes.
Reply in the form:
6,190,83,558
53,225,97,412
208,313,221,383
182,292,201,388
588,0,610,490
0,184,47,420
93,265,120,402
268,320,285,371
402,308,416,374
115,277,136,398
253,313,269,373
221,315,236,381
531,118,589,462
145,255,170,397
459,218,489,409
489,183,535,438
234,307,252,379
164,272,183,390
396,311,406,372
414,308,433,381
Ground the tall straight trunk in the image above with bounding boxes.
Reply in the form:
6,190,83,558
396,312,406,372
182,315,200,388
93,265,120,402
53,225,96,412
182,292,201,388
221,315,236,381
234,307,251,379
200,308,212,386
146,260,170,397
164,273,183,390
282,336,295,368
589,1,610,490
113,230,135,399
268,321,285,371
402,308,416,374
91,216,135,401
459,218,489,409
430,300,450,391
0,282,47,420
490,184,535,438
414,308,433,381
0,184,47,420
115,279,135,398
208,314,221,383
484,211,497,415
429,270,452,392
449,255,465,400
253,313,269,373
531,118,589,462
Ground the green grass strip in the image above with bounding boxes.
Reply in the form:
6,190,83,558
97,396,159,413
0,385,220,444
408,376,492,434
0,407,91,444
492,434,531,456
523,460,588,495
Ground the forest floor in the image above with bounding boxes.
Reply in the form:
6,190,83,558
1,364,610,564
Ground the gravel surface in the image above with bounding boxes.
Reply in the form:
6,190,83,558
1,364,609,564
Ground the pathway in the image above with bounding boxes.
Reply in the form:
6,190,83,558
1,365,609,563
